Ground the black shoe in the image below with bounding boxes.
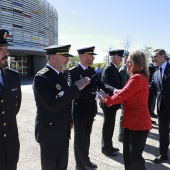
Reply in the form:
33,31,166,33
151,113,157,118
83,161,97,168
102,149,117,156
118,138,123,143
153,155,168,163
112,147,120,152
76,165,86,170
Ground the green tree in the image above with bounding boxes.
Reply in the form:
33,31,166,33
68,56,79,68
141,45,153,63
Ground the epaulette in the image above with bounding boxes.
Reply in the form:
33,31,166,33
37,68,49,75
68,66,76,70
6,67,19,73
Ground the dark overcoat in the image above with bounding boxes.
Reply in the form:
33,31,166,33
150,62,170,117
0,68,21,166
33,66,80,145
101,63,121,110
68,65,105,117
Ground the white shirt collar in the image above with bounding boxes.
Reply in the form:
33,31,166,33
47,63,60,74
160,62,167,70
79,62,87,70
160,62,167,75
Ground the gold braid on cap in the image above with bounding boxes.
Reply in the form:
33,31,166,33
56,52,69,55
85,52,94,54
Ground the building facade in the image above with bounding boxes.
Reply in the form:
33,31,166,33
0,0,58,75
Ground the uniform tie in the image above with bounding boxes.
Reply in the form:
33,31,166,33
158,67,162,88
59,72,67,85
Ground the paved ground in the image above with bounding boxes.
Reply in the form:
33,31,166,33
17,78,170,170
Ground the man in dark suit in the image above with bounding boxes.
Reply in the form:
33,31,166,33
0,29,22,170
101,49,124,156
33,45,90,170
148,59,158,120
118,51,130,142
150,49,170,163
68,46,105,170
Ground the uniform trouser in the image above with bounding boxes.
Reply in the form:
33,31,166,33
73,114,94,167
0,138,18,170
158,112,169,156
102,106,117,150
118,104,125,140
40,140,69,170
123,128,149,170
1,165,17,170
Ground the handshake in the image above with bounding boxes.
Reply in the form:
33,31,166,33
98,91,109,103
98,89,120,103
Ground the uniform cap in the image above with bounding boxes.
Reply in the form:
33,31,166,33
77,46,97,55
44,44,73,57
0,29,9,46
109,49,124,57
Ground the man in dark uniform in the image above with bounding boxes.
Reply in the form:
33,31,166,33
101,49,124,156
150,49,170,163
68,46,105,170
0,29,22,170
33,45,90,170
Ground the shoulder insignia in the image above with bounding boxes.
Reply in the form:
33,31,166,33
6,67,19,73
37,68,49,75
68,66,76,70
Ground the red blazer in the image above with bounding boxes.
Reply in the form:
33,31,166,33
105,73,152,130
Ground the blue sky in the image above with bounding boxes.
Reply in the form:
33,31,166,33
47,0,170,63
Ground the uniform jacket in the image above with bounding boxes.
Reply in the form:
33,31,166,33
33,66,80,145
105,73,152,130
119,64,130,88
101,62,121,110
68,64,105,117
150,62,170,117
0,68,21,166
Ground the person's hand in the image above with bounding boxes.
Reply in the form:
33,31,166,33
113,89,120,94
98,91,109,103
75,77,91,90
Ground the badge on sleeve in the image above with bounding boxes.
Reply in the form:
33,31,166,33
56,84,61,90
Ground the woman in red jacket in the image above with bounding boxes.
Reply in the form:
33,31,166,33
100,51,152,170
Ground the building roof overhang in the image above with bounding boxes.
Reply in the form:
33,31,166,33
8,46,46,56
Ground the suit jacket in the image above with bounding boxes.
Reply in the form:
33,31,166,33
68,64,105,117
101,62,121,110
148,62,158,83
33,66,80,145
150,62,170,117
0,68,21,166
105,73,152,130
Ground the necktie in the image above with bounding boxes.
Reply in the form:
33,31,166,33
59,72,67,85
158,67,162,88
85,68,90,77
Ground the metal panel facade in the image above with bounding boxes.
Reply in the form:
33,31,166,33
0,0,58,49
